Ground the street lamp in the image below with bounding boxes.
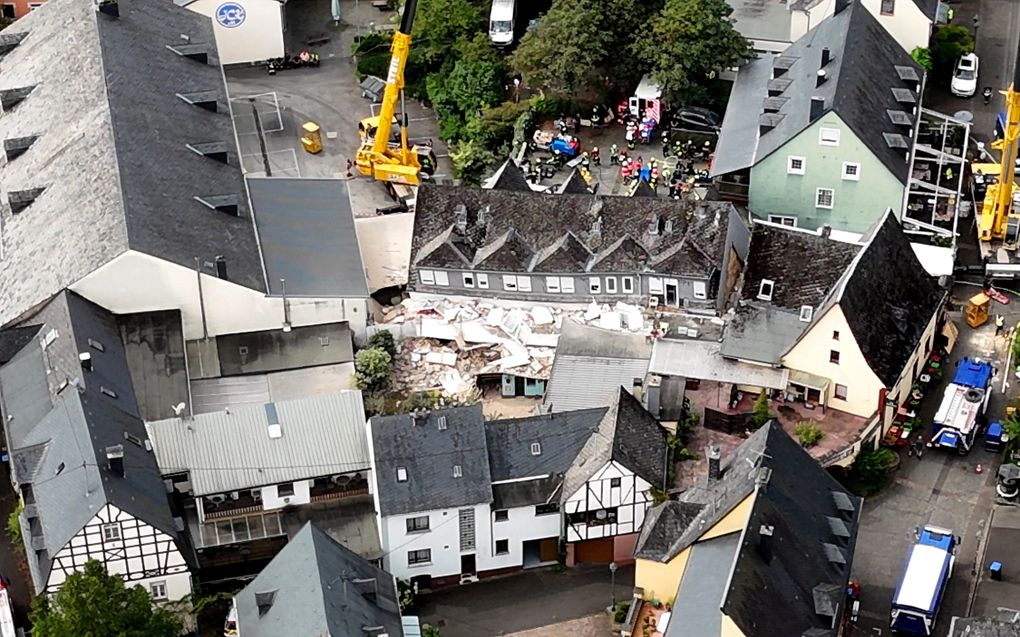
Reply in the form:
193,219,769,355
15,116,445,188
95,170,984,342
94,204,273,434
609,561,618,609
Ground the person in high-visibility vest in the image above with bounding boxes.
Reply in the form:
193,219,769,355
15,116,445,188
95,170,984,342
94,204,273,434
610,144,619,165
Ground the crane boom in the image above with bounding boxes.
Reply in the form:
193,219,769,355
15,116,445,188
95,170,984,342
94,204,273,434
979,34,1020,246
371,0,415,157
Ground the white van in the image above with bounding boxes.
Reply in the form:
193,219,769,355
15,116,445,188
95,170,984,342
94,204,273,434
489,0,516,46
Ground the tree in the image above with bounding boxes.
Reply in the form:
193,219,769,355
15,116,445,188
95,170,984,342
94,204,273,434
30,560,182,637
751,390,771,429
412,0,487,68
368,330,397,358
449,137,503,184
794,421,826,448
634,0,750,105
929,25,973,80
355,347,393,390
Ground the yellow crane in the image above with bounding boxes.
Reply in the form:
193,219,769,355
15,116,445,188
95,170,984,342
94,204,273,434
355,0,436,185
978,44,1020,250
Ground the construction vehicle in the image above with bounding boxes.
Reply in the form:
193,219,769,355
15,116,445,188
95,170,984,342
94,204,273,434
977,36,1020,259
929,357,992,454
355,0,437,186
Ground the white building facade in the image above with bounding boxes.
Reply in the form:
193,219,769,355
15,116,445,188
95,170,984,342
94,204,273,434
181,0,286,65
563,461,653,566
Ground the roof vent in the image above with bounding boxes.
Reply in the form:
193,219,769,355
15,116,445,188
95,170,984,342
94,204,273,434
352,577,379,603
767,77,792,97
758,112,785,135
186,142,230,164
826,515,850,539
106,445,125,477
822,542,846,566
176,91,220,112
891,87,916,104
0,85,35,111
816,69,828,88
895,65,920,83
8,187,45,214
214,256,228,280
821,47,832,67
166,43,209,64
265,403,283,439
887,109,913,127
194,194,239,216
255,590,277,618
0,32,29,59
79,352,93,372
763,96,788,113
812,583,843,618
809,97,825,122
3,135,37,162
95,0,119,18
831,490,856,514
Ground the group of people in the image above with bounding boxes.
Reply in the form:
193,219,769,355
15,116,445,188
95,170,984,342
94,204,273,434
624,115,657,150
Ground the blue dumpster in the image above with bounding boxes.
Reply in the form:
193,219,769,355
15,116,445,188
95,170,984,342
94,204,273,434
986,421,1004,452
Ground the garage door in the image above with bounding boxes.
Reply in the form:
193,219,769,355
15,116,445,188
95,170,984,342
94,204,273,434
574,538,614,564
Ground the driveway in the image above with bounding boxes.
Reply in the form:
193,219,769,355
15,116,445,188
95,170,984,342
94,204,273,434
418,563,633,637
849,288,1018,636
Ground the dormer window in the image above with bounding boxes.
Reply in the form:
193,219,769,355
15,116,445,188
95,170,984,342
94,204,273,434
530,442,542,456
396,466,408,482
438,415,448,431
799,305,814,322
757,279,775,301
453,465,463,478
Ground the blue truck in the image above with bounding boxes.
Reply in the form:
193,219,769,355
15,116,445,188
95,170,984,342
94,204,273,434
930,358,993,454
890,526,959,635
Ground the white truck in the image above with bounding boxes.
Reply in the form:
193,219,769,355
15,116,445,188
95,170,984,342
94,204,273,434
488,0,516,46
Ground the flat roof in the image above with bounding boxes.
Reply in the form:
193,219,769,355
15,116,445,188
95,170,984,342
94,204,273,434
893,544,952,612
649,339,790,389
248,177,369,298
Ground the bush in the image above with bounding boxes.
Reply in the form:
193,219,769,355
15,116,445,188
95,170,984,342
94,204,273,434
911,46,933,72
355,347,393,390
795,421,826,448
613,601,631,624
751,390,771,429
6,501,22,549
368,330,397,358
930,25,973,80
846,447,897,496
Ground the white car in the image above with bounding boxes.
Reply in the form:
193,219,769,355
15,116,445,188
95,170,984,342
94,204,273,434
951,53,979,97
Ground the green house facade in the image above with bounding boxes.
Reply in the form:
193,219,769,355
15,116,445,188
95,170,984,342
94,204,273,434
712,2,920,235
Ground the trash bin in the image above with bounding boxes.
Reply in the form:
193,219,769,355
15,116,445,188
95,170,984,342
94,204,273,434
990,561,1003,581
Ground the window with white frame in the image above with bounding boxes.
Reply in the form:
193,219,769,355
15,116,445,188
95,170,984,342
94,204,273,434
649,277,663,294
517,276,532,292
787,156,806,175
419,270,435,285
819,127,840,146
477,273,489,288
503,275,518,291
622,277,635,293
842,162,861,181
834,383,848,400
396,466,408,482
462,273,475,288
149,581,167,601
102,523,121,541
816,188,835,209
408,549,431,565
880,0,894,14
605,277,618,293
589,277,601,294
453,465,463,478
434,271,450,286
545,276,574,293
530,442,542,455
546,276,560,293
561,277,575,293
768,215,797,227
692,281,707,300
757,279,775,301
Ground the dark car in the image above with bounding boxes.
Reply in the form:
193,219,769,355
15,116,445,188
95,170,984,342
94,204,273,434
670,106,721,133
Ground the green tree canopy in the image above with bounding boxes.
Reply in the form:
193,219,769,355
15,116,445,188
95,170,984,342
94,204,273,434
929,25,973,80
634,0,750,105
30,561,182,637
355,347,393,390
412,0,487,68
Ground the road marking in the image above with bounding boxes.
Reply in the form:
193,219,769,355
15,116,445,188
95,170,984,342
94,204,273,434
230,91,284,133
240,148,300,177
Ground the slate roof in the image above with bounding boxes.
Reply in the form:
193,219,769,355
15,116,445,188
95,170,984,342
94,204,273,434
712,3,921,182
719,305,808,365
148,391,369,496
411,184,735,280
484,159,533,192
665,533,742,637
560,388,668,502
370,406,493,516
634,501,706,560
544,320,652,412
248,177,369,298
826,212,945,386
0,292,185,593
235,523,404,637
0,0,263,328
740,226,861,310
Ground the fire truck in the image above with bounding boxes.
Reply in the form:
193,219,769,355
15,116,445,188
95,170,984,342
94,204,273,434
929,358,993,455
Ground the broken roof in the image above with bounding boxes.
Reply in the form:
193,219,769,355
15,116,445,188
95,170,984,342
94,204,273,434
411,184,735,279
0,0,263,327
712,3,921,181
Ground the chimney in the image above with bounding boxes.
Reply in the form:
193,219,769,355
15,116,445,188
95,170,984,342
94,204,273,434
815,69,827,88
214,256,228,280
106,445,125,477
821,47,831,67
79,352,93,372
809,97,825,122
707,446,722,480
96,0,119,18
631,378,644,402
757,524,775,564
820,224,832,238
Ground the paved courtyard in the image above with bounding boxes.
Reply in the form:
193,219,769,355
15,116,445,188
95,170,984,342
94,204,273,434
418,563,633,637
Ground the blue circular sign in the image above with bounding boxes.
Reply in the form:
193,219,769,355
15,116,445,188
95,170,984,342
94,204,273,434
216,2,246,28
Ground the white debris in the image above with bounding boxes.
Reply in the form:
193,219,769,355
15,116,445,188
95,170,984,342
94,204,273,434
425,351,457,366
530,306,554,325
585,301,601,321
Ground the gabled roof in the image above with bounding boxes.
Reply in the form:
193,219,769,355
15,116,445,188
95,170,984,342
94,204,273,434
529,232,593,272
235,523,404,637
370,406,492,516
484,159,533,192
147,391,369,496
558,170,592,194
560,388,668,501
0,0,263,327
829,212,945,386
712,3,921,182
0,293,183,592
720,304,808,365
410,184,736,280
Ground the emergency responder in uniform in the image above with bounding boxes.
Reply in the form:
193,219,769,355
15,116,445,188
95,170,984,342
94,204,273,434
592,147,601,166
610,144,619,165
581,151,590,169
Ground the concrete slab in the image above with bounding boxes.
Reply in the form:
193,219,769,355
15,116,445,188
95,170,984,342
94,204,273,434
284,497,381,560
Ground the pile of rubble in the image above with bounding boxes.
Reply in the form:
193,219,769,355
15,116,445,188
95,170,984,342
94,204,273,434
380,297,651,397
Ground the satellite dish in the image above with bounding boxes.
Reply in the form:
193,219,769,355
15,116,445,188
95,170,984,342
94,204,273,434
595,509,608,520
953,110,974,123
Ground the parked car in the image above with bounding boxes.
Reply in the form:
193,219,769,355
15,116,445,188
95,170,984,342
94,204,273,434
670,106,721,133
951,53,979,98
